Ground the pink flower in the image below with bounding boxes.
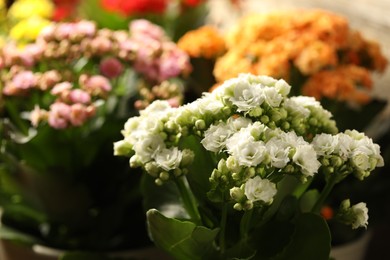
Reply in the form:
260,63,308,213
69,103,92,126
38,70,62,90
99,57,124,78
158,47,191,81
79,74,112,97
3,71,38,96
75,20,97,38
89,36,112,54
51,81,73,95
69,89,91,104
130,19,166,41
48,102,72,129
54,23,75,40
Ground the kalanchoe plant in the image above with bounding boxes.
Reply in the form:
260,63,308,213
115,73,384,259
0,18,190,252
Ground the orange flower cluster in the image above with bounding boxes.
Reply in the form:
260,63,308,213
177,25,226,59
180,9,388,104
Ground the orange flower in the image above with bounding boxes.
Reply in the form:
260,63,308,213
207,9,387,104
177,26,226,59
302,65,373,104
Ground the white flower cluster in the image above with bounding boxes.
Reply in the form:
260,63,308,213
114,73,383,211
312,129,384,181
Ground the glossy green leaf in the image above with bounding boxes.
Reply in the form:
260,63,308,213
146,209,219,260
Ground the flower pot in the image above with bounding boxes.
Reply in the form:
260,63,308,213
330,230,372,260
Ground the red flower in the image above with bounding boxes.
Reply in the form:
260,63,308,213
52,0,80,21
101,0,168,16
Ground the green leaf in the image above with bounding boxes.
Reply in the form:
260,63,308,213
146,209,219,260
300,189,320,213
259,176,303,226
272,213,331,260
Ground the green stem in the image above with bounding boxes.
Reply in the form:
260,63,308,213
312,174,337,214
240,209,253,240
175,176,201,224
219,202,228,255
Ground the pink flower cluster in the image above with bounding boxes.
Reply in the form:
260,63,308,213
0,19,191,129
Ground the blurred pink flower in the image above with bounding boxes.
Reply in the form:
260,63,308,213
3,71,38,95
99,57,124,78
48,102,72,129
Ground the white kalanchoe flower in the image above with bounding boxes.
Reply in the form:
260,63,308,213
350,202,369,229
283,98,310,118
266,138,290,168
232,139,267,167
140,100,173,116
262,87,283,107
133,134,165,164
227,116,252,132
274,78,291,97
197,93,225,116
244,176,277,204
292,144,320,178
312,133,338,156
201,121,232,153
229,80,265,113
155,147,183,171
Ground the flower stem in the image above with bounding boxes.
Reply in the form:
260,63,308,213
312,174,337,214
219,202,228,255
175,176,201,225
240,209,253,240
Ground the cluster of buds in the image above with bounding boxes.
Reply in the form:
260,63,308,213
0,19,191,129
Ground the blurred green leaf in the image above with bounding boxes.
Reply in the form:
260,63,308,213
146,209,219,260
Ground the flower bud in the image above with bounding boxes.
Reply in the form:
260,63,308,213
230,187,245,201
159,171,170,181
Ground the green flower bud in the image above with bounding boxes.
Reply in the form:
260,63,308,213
233,203,243,211
159,171,170,181
260,115,269,124
113,140,133,156
174,168,182,177
230,187,245,201
249,107,263,117
330,156,343,167
195,119,206,130
281,121,290,130
271,110,282,122
155,178,163,186
145,162,159,177
181,149,194,166
129,155,141,168
243,200,253,211
309,118,318,126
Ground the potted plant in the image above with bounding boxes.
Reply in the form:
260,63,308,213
177,10,388,257
0,18,190,258
114,73,384,259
